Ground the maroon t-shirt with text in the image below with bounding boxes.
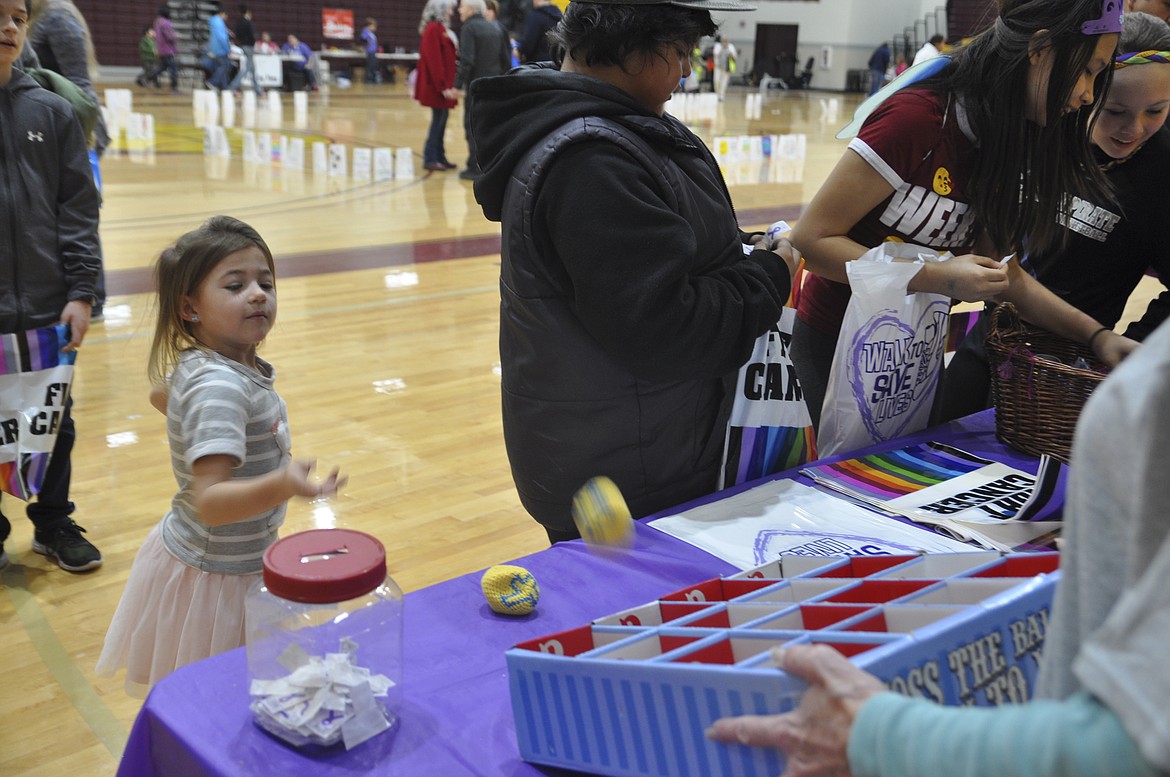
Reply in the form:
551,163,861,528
798,88,979,334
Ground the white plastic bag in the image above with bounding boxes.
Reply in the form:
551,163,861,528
718,307,816,489
0,325,76,499
817,242,951,457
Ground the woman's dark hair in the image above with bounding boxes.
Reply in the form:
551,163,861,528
158,6,170,19
549,2,717,70
937,0,1118,256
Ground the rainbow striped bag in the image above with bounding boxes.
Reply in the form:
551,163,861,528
0,325,76,499
718,307,817,489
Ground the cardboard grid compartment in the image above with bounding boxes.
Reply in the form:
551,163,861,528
506,551,1059,777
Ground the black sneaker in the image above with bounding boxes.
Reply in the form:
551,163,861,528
0,542,8,570
32,521,103,572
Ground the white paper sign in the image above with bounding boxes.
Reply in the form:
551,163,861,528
312,141,327,173
373,148,394,181
257,132,273,165
352,147,372,180
328,144,347,177
286,137,305,170
221,89,235,126
242,130,259,163
394,148,414,180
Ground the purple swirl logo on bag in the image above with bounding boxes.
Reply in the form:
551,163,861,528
847,303,950,441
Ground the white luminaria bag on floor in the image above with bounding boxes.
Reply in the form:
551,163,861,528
817,242,951,457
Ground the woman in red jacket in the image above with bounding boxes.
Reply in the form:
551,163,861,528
416,0,458,171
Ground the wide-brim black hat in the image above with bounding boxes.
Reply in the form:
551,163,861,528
574,0,758,11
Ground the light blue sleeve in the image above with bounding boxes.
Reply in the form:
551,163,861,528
847,691,1161,777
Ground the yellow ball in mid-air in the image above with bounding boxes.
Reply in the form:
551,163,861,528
571,476,634,547
482,564,540,615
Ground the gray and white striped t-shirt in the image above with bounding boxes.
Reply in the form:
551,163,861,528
159,349,289,575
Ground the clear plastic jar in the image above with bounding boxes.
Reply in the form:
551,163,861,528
245,528,403,750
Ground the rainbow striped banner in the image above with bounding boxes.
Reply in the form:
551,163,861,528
801,441,993,503
722,424,816,489
0,325,76,499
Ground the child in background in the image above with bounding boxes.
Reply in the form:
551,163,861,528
135,24,157,87
96,216,345,695
360,16,379,84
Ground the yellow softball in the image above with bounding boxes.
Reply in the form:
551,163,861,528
571,476,634,547
482,565,540,616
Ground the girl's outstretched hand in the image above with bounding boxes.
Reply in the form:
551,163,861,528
706,644,886,777
285,459,348,499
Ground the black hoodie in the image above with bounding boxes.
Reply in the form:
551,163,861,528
470,65,791,535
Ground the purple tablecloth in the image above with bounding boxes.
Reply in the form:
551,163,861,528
117,410,1045,776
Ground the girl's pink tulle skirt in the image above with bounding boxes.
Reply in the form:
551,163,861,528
96,524,260,697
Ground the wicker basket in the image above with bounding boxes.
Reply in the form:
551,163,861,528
985,303,1108,463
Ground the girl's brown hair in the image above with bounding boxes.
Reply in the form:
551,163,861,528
148,216,275,383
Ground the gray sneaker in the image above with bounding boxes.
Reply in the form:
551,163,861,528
32,521,103,572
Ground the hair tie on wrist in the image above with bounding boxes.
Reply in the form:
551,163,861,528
1087,326,1110,350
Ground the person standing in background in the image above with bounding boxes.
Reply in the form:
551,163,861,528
229,4,261,96
135,23,157,87
26,0,108,317
912,32,945,65
206,5,232,91
360,17,379,84
445,0,511,180
519,0,562,63
416,0,458,171
499,0,532,38
713,34,737,101
147,6,179,92
866,41,890,95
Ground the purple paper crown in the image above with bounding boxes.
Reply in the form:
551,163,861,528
1081,0,1123,35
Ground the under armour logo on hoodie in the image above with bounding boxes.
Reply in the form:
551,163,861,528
27,131,44,142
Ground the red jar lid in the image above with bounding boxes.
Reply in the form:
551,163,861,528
262,529,387,604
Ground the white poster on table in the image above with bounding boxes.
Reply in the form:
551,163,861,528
253,53,283,88
648,479,977,570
